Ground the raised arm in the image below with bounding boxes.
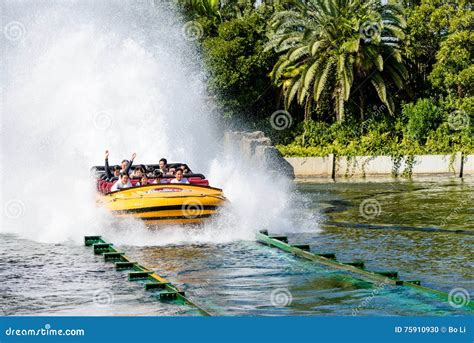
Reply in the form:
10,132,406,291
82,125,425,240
104,150,113,179
124,152,136,175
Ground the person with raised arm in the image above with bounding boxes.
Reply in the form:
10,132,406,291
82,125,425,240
105,150,136,180
104,150,121,181
120,152,136,175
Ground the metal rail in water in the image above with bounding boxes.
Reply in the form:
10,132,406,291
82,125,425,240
256,230,474,311
84,236,212,316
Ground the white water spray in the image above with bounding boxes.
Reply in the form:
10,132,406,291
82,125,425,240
1,0,319,245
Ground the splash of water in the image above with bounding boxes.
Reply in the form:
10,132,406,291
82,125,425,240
1,0,319,245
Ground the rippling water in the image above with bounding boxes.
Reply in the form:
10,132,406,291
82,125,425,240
1,178,472,316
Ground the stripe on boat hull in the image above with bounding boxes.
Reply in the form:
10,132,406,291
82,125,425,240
112,205,219,214
113,207,219,225
142,214,212,221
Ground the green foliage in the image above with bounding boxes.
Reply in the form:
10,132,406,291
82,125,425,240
201,6,278,120
177,0,223,23
428,2,473,98
430,32,473,96
176,0,472,155
277,117,473,157
403,0,473,101
402,98,443,141
403,0,453,98
266,0,407,121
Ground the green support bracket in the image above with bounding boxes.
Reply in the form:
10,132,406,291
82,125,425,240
131,264,150,272
103,252,125,261
93,243,113,255
159,291,186,301
85,236,103,246
128,271,153,281
160,291,178,301
144,282,169,290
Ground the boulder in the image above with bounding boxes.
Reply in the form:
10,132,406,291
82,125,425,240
255,145,295,179
224,131,295,179
242,131,265,140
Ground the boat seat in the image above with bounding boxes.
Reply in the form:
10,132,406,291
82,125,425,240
96,177,210,194
188,177,209,186
101,182,109,193
97,180,104,191
105,183,113,193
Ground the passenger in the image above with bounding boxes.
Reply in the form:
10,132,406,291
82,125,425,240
153,170,164,184
105,150,136,178
131,167,143,178
104,150,120,181
121,152,137,175
170,169,189,184
166,167,176,176
180,164,191,174
105,161,120,181
110,173,132,192
159,158,168,173
112,166,121,178
136,175,149,186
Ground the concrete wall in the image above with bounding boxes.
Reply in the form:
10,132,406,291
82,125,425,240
286,153,473,178
285,156,334,177
224,130,472,178
464,155,474,176
336,156,394,177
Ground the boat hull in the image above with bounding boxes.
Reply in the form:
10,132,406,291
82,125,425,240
99,184,226,225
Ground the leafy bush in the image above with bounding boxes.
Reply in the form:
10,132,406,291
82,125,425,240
402,98,444,142
276,116,474,157
294,121,332,147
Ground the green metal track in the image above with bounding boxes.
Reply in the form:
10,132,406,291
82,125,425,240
84,236,211,316
256,230,474,311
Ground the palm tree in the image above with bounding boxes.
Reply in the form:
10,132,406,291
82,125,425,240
178,0,223,22
266,0,407,121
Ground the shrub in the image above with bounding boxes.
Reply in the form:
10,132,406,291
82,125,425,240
402,98,444,142
276,113,473,157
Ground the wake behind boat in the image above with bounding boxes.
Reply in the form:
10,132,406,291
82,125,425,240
92,156,226,225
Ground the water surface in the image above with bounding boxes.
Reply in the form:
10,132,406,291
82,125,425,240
1,178,472,316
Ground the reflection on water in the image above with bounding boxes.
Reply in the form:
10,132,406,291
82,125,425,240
1,178,472,316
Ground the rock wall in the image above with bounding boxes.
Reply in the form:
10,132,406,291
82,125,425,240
224,131,295,179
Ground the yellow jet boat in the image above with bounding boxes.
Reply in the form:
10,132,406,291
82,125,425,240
94,163,226,225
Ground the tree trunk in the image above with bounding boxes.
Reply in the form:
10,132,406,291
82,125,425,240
359,90,365,121
457,83,464,98
304,97,312,122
